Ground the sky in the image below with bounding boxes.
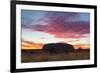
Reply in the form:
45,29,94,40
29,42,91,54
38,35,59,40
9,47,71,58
21,10,90,49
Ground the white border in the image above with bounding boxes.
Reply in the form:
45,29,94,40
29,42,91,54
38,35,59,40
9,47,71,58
16,4,95,69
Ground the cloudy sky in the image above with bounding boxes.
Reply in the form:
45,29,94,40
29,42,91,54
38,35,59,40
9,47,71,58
21,10,90,49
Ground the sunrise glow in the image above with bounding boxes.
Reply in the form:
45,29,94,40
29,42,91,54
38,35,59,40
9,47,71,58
21,10,90,49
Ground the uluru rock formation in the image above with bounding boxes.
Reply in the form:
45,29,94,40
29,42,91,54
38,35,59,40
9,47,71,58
42,43,75,53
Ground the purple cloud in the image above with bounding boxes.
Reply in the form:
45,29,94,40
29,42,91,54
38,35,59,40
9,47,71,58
22,10,90,39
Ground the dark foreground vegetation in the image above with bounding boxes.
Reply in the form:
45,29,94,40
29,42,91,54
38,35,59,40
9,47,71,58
21,43,90,63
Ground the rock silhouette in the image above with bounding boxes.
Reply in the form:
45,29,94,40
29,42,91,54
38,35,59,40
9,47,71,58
42,43,75,53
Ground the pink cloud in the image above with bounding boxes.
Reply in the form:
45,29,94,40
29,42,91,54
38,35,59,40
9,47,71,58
22,11,90,39
30,21,90,39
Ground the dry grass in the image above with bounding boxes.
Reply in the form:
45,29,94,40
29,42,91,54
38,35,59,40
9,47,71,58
21,49,90,63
